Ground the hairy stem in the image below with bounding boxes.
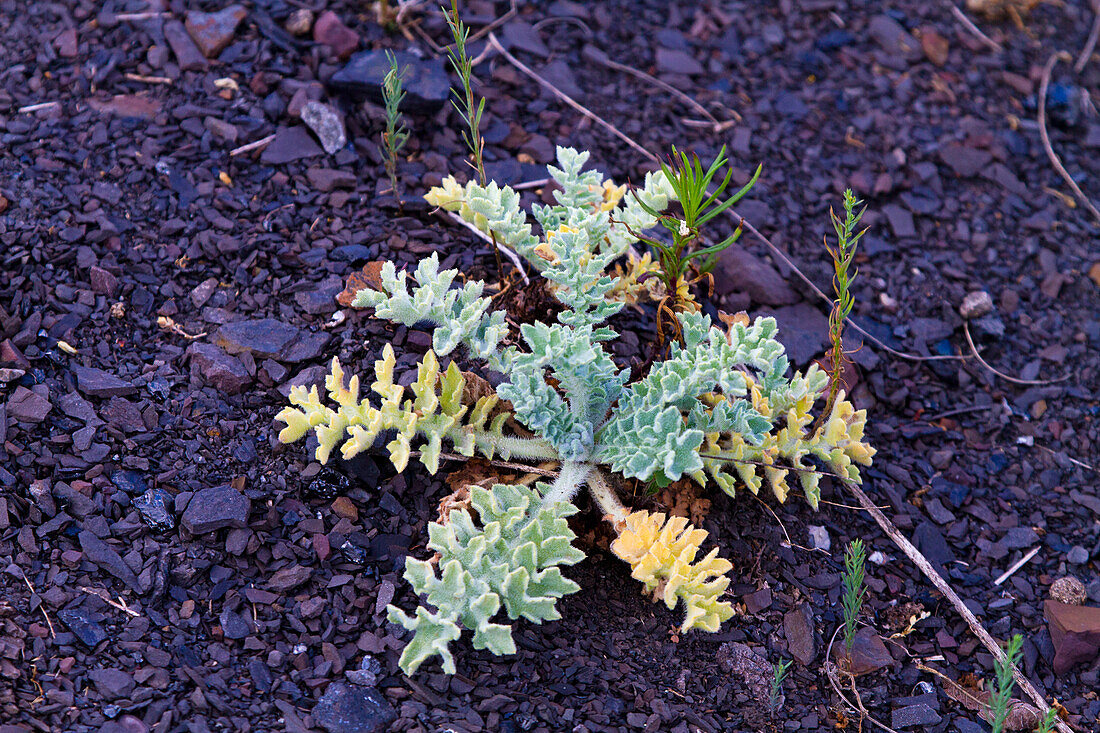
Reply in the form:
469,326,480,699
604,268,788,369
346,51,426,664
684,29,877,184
587,468,628,524
469,432,559,462
540,461,591,507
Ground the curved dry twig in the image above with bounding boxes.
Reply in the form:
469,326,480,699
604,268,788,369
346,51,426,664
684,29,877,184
1038,52,1100,223
963,322,1069,385
823,626,902,733
1074,0,1100,72
949,4,1004,53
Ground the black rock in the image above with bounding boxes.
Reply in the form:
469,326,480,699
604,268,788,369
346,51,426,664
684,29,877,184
330,51,449,114
89,668,136,700
134,488,176,532
181,484,251,534
215,318,330,363
913,521,956,575
891,703,942,729
313,682,396,733
58,608,108,647
305,467,351,500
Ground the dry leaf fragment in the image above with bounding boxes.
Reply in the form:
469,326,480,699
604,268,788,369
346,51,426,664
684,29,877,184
338,261,387,307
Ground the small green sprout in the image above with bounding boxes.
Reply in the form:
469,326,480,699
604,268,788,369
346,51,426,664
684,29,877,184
442,0,503,277
380,51,409,201
822,189,867,420
990,635,1023,733
842,538,866,655
632,145,761,332
1036,707,1059,733
770,658,793,712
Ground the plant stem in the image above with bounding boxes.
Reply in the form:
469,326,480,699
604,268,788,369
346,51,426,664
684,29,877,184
471,432,559,461
540,461,591,507
586,468,628,523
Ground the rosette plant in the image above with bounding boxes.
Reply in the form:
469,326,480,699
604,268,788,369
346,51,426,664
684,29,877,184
275,147,875,675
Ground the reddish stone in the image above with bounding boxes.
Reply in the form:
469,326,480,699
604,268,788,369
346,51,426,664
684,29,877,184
89,265,119,296
312,11,359,59
88,95,161,121
185,5,247,58
54,28,78,58
1045,600,1100,674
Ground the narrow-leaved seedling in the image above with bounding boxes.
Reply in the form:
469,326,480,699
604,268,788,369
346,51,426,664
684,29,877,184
770,658,793,712
990,635,1023,733
631,146,761,338
822,189,866,420
380,51,409,201
842,538,866,655
1036,707,1059,733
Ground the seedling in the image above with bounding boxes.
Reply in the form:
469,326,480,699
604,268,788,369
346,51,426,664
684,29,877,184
841,539,866,655
631,146,761,340
442,0,503,278
770,658,793,712
276,146,875,675
379,51,409,201
1036,707,1059,733
822,189,866,422
990,635,1023,733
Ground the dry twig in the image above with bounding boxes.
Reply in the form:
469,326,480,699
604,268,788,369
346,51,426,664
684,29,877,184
993,545,1040,586
950,5,1005,52
79,586,141,617
19,570,55,639
441,211,529,284
963,321,1069,385
823,626,902,733
1038,52,1100,223
1075,0,1100,72
230,134,276,157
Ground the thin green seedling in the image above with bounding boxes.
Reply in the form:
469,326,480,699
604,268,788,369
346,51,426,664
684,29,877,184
632,146,761,311
442,0,504,279
770,658,793,712
380,51,409,202
990,635,1023,733
1036,707,1059,733
841,538,866,656
821,189,867,421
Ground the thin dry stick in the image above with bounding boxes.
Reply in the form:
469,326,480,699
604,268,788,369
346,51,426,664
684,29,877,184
993,546,1040,586
441,210,530,284
19,570,56,639
230,134,276,157
486,33,654,161
584,49,733,133
415,449,559,477
841,478,1076,733
1075,0,1100,72
17,101,60,114
1038,52,1100,223
963,322,1069,385
950,5,1004,52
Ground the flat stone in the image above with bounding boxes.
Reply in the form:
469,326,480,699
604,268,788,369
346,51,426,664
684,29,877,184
219,608,251,640
655,48,704,75
216,318,330,363
913,521,956,576
89,266,119,296
261,126,324,165
7,386,51,422
1045,600,1100,674
743,588,772,614
882,203,916,238
714,247,799,305
891,703,941,729
307,167,357,193
267,564,312,592
767,303,830,366
73,365,136,397
79,530,142,592
784,603,816,665
301,101,346,155
868,14,921,66
501,19,549,58
187,342,251,394
330,51,450,114
939,144,992,178
101,397,145,433
313,682,396,733
163,19,207,71
313,10,359,59
185,5,247,58
111,470,148,495
89,668,135,700
182,484,251,534
57,609,108,647
833,627,894,676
